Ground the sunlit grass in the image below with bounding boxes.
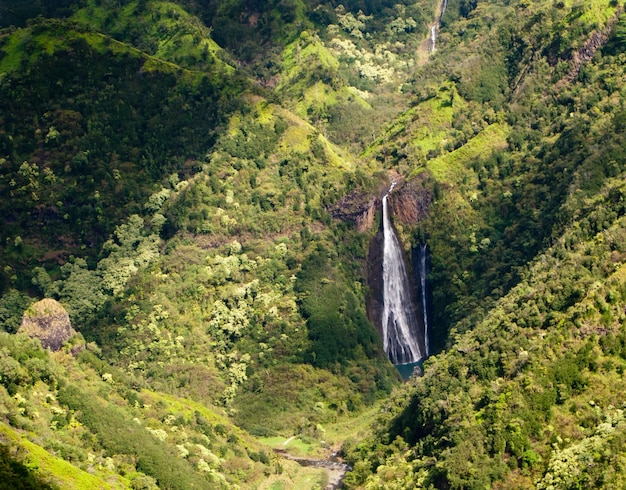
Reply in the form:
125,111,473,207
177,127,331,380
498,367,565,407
71,0,232,72
424,122,509,185
260,436,316,455
560,0,617,27
0,422,128,489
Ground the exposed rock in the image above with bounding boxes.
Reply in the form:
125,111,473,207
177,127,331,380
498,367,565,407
330,172,434,231
329,190,378,232
40,250,69,265
18,298,76,351
388,173,434,225
560,7,623,85
366,228,385,336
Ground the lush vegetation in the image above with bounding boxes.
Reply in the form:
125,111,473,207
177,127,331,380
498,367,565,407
3,0,626,488
341,0,626,487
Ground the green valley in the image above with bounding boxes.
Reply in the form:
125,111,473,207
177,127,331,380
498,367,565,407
2,0,626,488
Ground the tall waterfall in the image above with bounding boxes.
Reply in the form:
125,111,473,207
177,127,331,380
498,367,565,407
381,184,424,365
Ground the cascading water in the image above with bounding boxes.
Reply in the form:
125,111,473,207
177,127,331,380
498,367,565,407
381,183,424,365
429,0,448,53
418,244,430,356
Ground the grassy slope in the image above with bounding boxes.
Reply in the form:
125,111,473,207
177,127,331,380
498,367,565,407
71,0,233,72
0,422,126,489
0,332,329,489
425,122,509,186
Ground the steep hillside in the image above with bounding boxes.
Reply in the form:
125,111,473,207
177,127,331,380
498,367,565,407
3,0,626,488
0,16,243,293
0,329,330,489
371,0,626,351
0,2,402,487
341,0,626,487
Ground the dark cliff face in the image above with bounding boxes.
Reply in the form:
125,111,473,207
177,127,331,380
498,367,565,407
329,190,378,232
366,228,385,336
330,171,434,232
388,173,434,226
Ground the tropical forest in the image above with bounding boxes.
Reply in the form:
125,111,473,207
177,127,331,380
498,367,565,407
2,0,626,488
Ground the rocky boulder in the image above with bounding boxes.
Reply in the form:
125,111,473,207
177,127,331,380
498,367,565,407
18,298,76,351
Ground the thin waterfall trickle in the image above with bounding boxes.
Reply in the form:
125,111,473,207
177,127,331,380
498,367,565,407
381,183,424,365
429,0,448,53
418,244,430,356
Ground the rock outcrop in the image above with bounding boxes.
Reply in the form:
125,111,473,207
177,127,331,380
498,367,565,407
388,173,434,226
366,229,385,337
330,171,434,231
561,7,623,85
329,190,378,232
18,298,76,351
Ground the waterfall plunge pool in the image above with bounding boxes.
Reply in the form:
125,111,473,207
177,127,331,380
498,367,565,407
396,360,423,380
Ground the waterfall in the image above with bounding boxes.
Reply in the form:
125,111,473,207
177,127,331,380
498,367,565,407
418,244,430,356
429,0,448,53
381,183,424,365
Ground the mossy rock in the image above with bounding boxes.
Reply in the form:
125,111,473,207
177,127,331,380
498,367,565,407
18,298,76,351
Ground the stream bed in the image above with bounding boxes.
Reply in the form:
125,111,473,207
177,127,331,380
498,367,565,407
275,449,351,489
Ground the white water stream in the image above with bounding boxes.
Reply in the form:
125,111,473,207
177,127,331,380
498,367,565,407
429,0,448,53
381,183,424,365
418,244,430,356
430,25,437,52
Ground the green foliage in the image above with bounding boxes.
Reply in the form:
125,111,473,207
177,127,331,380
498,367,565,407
0,333,58,395
0,18,242,291
334,1,626,487
346,172,626,487
194,0,311,62
0,0,75,28
0,290,32,334
57,384,214,489
5,1,626,488
295,244,382,369
98,215,162,297
537,408,626,489
0,421,118,490
48,258,106,327
72,0,231,72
